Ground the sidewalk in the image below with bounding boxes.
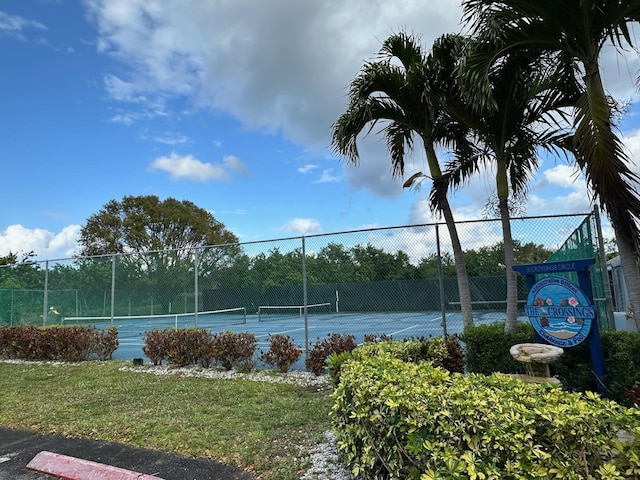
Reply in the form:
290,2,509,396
0,426,254,480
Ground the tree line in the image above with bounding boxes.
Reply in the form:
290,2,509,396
0,237,551,323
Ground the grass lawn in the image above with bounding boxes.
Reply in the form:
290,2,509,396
0,361,334,480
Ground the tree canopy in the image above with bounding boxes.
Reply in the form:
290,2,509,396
78,195,239,256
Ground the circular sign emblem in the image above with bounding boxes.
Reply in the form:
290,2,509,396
524,276,595,347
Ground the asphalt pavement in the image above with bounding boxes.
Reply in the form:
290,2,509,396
0,426,254,480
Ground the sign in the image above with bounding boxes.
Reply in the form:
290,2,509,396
524,276,595,347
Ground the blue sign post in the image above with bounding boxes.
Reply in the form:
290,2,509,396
513,259,607,394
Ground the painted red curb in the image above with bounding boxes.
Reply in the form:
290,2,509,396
26,451,166,480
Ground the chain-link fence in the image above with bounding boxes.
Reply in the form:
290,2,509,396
0,210,611,359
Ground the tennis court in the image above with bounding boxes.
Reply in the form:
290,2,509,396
67,306,519,369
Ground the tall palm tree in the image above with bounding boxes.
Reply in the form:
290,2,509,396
331,32,476,328
462,0,640,326
428,34,577,333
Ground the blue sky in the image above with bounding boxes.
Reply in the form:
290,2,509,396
1,1,639,260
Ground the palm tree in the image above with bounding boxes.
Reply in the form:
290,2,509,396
331,32,476,328
428,34,577,333
462,0,640,326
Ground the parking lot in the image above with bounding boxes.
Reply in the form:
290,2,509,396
0,427,253,480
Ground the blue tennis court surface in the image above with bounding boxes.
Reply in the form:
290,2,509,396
104,310,520,369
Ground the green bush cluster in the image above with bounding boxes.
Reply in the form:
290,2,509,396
332,354,640,480
462,322,535,375
142,329,257,371
327,336,464,388
463,322,640,405
0,325,118,361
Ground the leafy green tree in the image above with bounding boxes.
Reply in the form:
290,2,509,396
351,244,418,282
331,32,475,328
0,252,43,325
417,252,457,278
78,195,240,313
79,195,238,255
462,0,640,324
308,243,357,284
464,241,553,277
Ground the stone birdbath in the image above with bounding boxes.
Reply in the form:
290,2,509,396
509,343,564,383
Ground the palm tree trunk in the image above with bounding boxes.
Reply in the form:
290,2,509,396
496,162,518,334
440,197,475,329
424,140,474,329
581,63,640,326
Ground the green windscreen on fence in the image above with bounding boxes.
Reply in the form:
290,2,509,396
545,215,609,329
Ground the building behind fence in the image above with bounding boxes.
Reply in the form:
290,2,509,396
0,211,616,355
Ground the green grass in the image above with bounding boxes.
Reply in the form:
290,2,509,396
0,361,334,479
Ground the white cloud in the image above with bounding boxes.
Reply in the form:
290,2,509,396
152,132,189,145
622,129,640,177
150,152,247,182
281,218,322,235
0,11,47,40
0,224,81,260
541,164,582,188
298,164,318,174
314,168,342,183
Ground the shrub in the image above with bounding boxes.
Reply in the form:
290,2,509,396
260,334,302,373
44,326,94,361
0,325,40,359
0,325,118,361
463,322,640,404
462,321,536,375
327,351,353,387
305,333,356,375
211,331,257,371
442,333,465,373
165,329,209,367
363,333,393,343
143,329,172,365
91,327,119,360
625,379,640,406
332,354,640,480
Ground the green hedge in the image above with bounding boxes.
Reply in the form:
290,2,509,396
462,322,535,375
327,337,461,386
463,322,640,404
332,354,640,480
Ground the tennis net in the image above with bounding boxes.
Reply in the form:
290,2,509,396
257,302,332,322
62,307,247,328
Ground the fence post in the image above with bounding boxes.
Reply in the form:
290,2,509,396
42,260,49,327
194,249,200,328
110,255,116,325
436,224,448,336
594,204,616,331
302,236,309,359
